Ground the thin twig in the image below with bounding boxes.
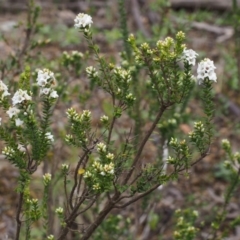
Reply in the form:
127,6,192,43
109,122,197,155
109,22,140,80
15,192,24,240
122,104,167,185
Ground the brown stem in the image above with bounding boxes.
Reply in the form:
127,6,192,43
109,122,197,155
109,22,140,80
69,150,90,210
115,184,160,209
15,192,24,240
115,151,209,209
107,116,116,146
80,200,116,240
122,105,167,185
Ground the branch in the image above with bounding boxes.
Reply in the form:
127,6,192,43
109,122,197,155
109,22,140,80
122,105,167,185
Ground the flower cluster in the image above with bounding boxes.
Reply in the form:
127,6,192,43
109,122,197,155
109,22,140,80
74,13,93,29
55,206,65,227
83,146,115,192
93,161,114,176
0,80,10,100
97,142,107,153
61,164,69,171
2,146,15,157
66,108,91,123
47,235,54,240
63,50,83,61
100,115,109,124
222,139,230,151
84,161,114,179
55,207,63,214
197,58,217,84
43,173,52,186
182,49,198,66
189,121,206,153
6,106,24,127
36,69,58,99
113,67,132,83
45,132,54,142
86,66,98,78
12,89,32,106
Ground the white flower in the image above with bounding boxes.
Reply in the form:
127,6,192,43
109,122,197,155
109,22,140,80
43,173,52,186
15,118,24,127
0,118,1,125
0,80,8,92
47,235,54,240
0,80,10,98
45,132,54,142
2,146,15,157
36,69,55,87
61,164,69,171
6,107,20,118
12,89,31,106
100,115,109,123
97,142,106,153
86,66,98,77
2,90,10,98
40,88,51,96
197,58,217,84
74,13,93,29
106,153,114,160
182,49,198,66
55,207,63,214
49,90,58,99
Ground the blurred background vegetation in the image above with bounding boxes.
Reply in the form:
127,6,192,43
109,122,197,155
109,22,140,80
1,0,240,239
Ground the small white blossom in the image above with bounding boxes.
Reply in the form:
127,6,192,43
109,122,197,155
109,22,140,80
103,162,114,175
40,88,51,96
93,183,100,190
55,207,63,214
222,139,230,149
15,118,24,127
36,69,55,87
114,67,132,82
106,153,114,160
47,235,55,240
72,51,83,58
49,90,58,99
0,80,10,98
2,146,15,157
74,13,93,29
61,164,69,171
0,80,9,92
6,106,20,118
83,170,92,178
86,66,98,78
45,132,54,142
197,58,217,84
97,142,107,153
126,93,135,101
43,173,52,186
182,49,198,66
12,89,31,106
100,115,109,123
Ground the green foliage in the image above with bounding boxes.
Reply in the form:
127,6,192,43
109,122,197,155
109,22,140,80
0,1,235,240
173,209,199,240
93,214,132,240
